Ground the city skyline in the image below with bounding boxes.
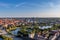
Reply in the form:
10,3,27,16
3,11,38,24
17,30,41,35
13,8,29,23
0,0,60,17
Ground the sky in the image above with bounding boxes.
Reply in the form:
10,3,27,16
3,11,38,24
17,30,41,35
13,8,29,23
0,0,60,17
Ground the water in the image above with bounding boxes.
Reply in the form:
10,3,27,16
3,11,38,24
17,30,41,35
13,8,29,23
13,37,22,40
0,38,3,40
11,27,22,40
11,27,20,35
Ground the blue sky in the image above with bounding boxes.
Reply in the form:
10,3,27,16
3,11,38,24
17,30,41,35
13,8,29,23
0,0,60,17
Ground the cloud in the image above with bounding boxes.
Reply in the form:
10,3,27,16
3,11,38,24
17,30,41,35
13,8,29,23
0,2,10,8
0,0,60,8
15,2,25,8
0,2,26,8
27,0,60,8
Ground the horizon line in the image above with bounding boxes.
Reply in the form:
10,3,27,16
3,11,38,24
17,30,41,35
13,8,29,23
0,16,60,18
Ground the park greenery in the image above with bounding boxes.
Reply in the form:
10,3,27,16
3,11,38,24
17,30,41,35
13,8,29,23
0,35,13,40
6,26,17,32
5,23,60,36
17,24,60,37
0,23,60,40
